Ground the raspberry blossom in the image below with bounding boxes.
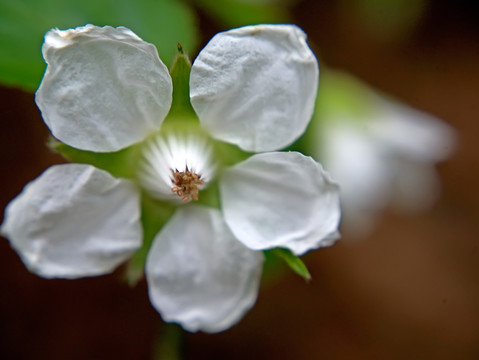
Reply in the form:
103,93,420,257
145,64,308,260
315,71,455,237
2,25,341,332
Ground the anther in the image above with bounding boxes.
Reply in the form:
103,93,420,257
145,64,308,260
171,169,204,202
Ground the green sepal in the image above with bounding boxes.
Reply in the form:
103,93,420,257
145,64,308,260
212,139,251,168
166,47,196,119
268,248,312,282
195,181,220,209
48,138,141,179
124,193,176,286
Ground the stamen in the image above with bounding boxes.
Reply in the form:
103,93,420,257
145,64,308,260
138,133,215,203
171,169,205,202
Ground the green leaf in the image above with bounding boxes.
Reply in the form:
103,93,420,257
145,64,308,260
344,0,428,41
192,0,290,28
0,0,199,91
49,138,141,179
269,248,312,281
125,193,175,286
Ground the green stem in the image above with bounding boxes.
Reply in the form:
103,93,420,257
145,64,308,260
152,323,184,360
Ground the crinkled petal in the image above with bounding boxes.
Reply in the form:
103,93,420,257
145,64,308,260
220,152,341,255
36,25,173,152
146,205,263,333
190,24,319,152
1,164,142,278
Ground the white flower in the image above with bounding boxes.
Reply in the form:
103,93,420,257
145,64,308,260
316,71,456,237
1,24,341,332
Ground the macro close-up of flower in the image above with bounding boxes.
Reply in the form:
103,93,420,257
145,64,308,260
2,2,479,359
1,24,341,333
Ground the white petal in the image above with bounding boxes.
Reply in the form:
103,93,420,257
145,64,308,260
190,24,319,152
36,25,173,152
1,164,142,278
321,122,392,220
370,96,457,162
391,159,442,213
220,152,341,255
146,205,263,333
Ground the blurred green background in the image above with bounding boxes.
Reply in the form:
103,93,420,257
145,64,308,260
1,0,478,359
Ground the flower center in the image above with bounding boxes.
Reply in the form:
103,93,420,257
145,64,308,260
171,169,204,202
138,132,215,203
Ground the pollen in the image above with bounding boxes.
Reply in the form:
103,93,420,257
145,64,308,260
171,169,205,202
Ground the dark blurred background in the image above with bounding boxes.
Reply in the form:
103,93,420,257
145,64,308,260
1,0,479,359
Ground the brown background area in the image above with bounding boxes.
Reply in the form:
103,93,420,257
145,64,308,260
1,0,479,359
